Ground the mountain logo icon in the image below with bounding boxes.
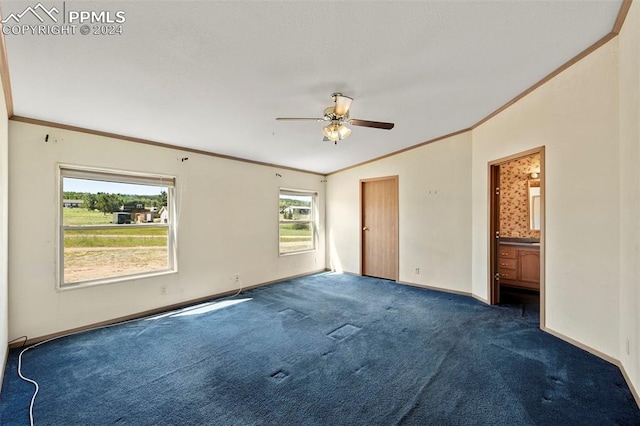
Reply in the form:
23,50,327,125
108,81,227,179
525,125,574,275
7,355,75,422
1,2,60,24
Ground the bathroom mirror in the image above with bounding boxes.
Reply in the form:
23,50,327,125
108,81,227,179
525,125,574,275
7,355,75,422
528,180,541,231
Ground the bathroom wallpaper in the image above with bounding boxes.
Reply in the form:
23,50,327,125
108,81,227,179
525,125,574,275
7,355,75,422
499,153,541,239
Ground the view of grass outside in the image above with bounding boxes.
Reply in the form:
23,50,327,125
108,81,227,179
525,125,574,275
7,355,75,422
279,222,313,252
61,173,171,285
65,227,167,248
63,208,170,284
279,191,314,254
63,208,113,226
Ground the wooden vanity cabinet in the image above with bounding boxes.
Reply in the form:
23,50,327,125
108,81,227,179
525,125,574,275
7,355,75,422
497,246,517,280
518,249,540,286
498,244,540,290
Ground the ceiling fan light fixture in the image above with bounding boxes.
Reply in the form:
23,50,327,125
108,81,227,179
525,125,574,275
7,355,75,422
322,123,340,141
338,124,351,139
276,92,394,143
323,123,351,142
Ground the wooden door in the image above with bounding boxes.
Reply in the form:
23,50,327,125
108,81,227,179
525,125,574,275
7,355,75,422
361,176,398,280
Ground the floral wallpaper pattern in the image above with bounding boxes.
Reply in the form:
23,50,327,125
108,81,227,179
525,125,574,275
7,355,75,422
499,153,541,238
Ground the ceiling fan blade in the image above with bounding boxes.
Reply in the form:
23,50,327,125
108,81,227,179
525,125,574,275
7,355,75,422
349,119,395,130
276,117,324,122
334,95,353,116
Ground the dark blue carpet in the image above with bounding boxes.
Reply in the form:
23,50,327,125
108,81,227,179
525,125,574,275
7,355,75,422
1,273,639,425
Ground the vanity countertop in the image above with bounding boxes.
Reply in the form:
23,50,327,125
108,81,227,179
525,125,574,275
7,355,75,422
500,241,540,248
499,238,540,248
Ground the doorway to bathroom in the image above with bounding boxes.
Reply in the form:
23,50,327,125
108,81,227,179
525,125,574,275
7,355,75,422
489,147,545,327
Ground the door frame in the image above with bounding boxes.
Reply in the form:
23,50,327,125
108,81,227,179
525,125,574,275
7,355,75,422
488,147,545,328
359,175,399,281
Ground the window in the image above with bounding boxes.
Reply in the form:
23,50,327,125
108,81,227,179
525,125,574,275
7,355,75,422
279,189,316,254
59,166,176,288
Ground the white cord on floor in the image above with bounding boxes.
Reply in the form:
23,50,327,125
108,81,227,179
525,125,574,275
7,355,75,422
17,340,48,426
14,281,244,426
223,281,243,300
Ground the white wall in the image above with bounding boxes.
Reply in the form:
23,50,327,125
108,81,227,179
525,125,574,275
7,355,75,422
8,121,326,340
472,40,621,358
0,77,8,387
618,0,640,398
327,132,472,294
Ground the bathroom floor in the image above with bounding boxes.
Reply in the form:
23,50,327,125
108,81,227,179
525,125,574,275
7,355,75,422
499,286,540,324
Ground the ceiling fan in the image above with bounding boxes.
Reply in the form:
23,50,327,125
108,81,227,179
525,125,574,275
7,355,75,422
276,93,394,144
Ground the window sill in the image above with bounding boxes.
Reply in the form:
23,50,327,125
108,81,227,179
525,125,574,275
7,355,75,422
279,248,316,257
57,268,178,292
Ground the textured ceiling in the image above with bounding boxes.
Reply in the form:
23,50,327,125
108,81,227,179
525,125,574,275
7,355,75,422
2,1,623,174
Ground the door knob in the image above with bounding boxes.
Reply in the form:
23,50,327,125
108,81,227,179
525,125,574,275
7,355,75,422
363,226,369,231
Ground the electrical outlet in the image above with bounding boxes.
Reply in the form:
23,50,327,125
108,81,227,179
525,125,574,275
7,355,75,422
160,286,167,295
415,267,420,274
235,274,240,283
626,337,630,356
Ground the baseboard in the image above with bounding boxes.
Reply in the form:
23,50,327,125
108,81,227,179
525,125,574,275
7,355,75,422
541,325,618,365
397,280,473,298
8,269,327,349
619,363,640,408
472,294,490,304
346,275,478,300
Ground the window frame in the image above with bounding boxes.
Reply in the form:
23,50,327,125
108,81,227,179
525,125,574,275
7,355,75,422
57,164,177,290
278,188,317,256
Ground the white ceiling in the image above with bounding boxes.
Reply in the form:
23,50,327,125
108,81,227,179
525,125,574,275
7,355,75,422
2,0,622,174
